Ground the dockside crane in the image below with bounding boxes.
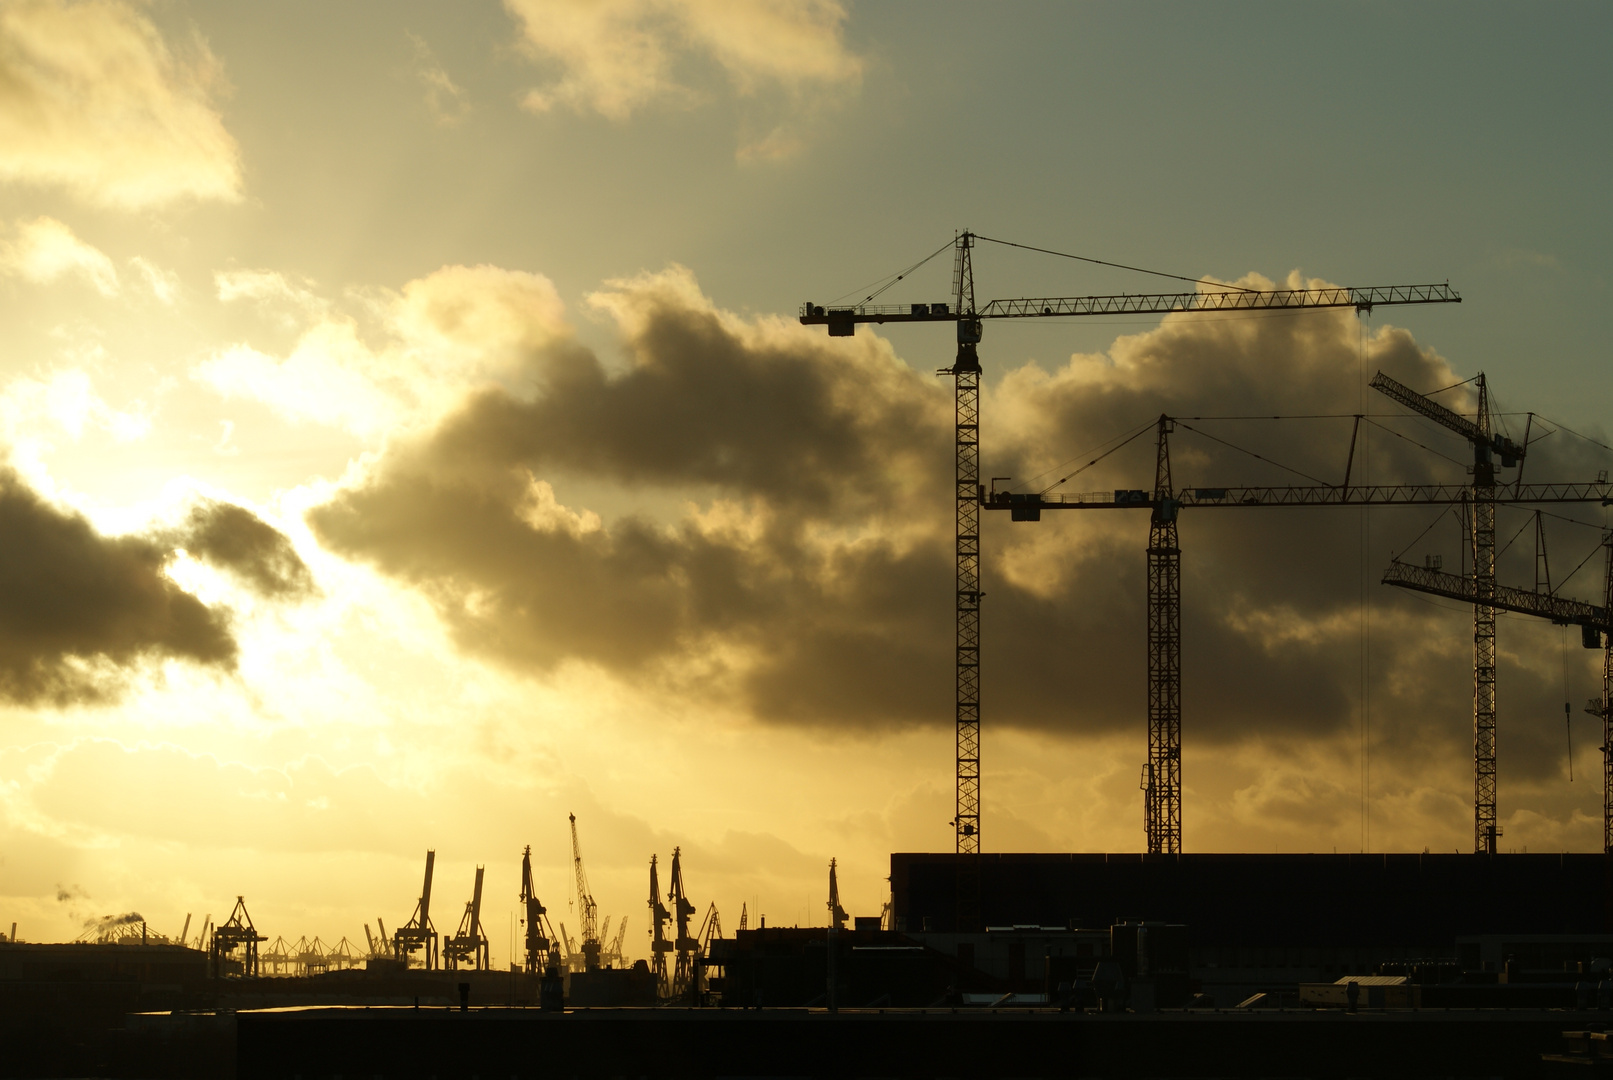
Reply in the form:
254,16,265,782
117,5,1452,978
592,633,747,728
393,849,438,970
443,865,489,971
986,403,1610,852
649,854,671,997
1382,534,1613,851
668,847,698,999
605,916,629,968
827,859,848,930
568,814,601,972
799,232,1460,923
210,896,265,979
518,845,556,974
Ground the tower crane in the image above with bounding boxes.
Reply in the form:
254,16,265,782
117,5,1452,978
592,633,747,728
648,854,671,997
518,844,555,974
443,865,489,971
799,231,1459,926
1382,534,1613,851
568,814,601,972
1369,372,1526,853
393,849,438,970
985,404,1612,852
668,847,699,999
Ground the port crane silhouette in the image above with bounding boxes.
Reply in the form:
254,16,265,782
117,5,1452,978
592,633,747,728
569,814,601,972
800,232,1459,921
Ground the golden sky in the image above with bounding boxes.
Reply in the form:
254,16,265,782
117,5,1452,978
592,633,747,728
0,0,1609,962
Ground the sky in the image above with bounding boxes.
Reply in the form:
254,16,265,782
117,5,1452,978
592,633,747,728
0,0,1609,964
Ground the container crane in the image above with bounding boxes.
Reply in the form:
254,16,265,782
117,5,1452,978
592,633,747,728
799,230,1460,926
648,854,671,997
1382,534,1613,851
668,847,698,998
605,916,629,968
569,814,601,972
518,845,554,974
443,865,489,971
985,404,1611,852
392,849,438,970
210,896,265,978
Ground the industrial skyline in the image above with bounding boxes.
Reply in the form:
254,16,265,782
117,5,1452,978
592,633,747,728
0,0,1609,960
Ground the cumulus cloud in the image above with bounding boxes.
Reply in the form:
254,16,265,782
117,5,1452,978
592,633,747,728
197,264,572,438
0,216,118,295
303,262,1613,825
0,469,236,703
0,0,243,207
168,499,316,600
505,0,862,158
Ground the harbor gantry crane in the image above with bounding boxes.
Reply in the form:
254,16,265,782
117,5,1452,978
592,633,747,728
668,847,699,999
518,845,556,974
648,854,671,997
800,231,1459,923
393,849,438,970
444,865,489,971
1369,372,1527,853
985,402,1611,852
568,814,601,972
210,896,265,978
1383,533,1613,852
605,916,629,967
827,858,848,930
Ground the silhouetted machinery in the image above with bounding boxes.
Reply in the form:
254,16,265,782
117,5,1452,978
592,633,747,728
210,896,265,978
669,847,699,999
393,849,438,970
799,231,1461,926
443,865,489,971
518,844,561,974
569,814,602,972
649,854,671,997
828,859,848,930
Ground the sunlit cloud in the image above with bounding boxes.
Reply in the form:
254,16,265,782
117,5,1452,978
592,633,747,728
406,31,470,127
0,0,243,208
505,0,862,158
0,216,118,296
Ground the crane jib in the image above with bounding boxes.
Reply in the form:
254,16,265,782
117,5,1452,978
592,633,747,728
799,284,1461,332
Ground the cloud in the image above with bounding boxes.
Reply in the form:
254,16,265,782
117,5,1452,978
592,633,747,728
0,0,243,208
406,31,469,126
170,499,316,600
303,261,1613,813
0,469,236,704
505,0,862,157
197,263,573,438
0,216,118,295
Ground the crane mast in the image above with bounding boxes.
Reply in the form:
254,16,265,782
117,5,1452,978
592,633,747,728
800,231,1459,887
1383,540,1613,852
1371,372,1525,853
827,858,849,930
1145,416,1183,853
568,814,601,971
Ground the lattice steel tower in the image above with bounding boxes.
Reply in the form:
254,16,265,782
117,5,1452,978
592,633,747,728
1144,416,1182,853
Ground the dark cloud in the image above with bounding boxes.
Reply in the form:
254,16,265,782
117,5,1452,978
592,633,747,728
307,270,1613,793
0,470,236,703
174,499,315,599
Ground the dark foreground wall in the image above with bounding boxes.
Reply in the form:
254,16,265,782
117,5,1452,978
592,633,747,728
235,1005,1601,1079
891,853,1612,943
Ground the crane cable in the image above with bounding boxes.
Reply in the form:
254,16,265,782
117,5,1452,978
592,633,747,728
827,239,954,307
973,235,1261,294
1172,420,1333,486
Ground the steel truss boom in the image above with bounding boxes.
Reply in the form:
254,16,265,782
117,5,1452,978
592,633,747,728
798,233,1461,892
992,481,1613,514
1384,544,1613,854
